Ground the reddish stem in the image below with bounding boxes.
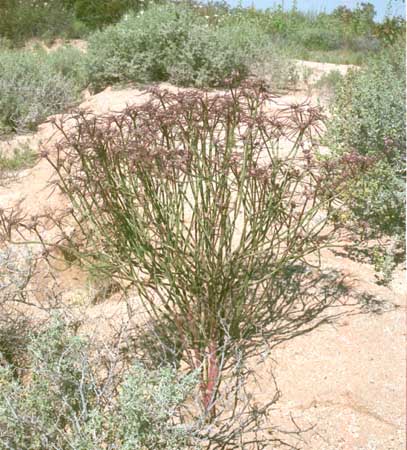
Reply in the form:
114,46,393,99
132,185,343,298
201,339,219,419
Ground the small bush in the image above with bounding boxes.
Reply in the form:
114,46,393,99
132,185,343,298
169,22,269,87
348,35,381,52
0,319,199,449
297,28,345,51
326,41,406,271
338,160,405,239
0,49,81,132
86,5,200,89
0,144,37,173
329,46,405,165
0,245,35,372
86,4,273,90
42,83,362,419
374,16,406,45
0,38,11,50
46,45,89,89
315,69,344,93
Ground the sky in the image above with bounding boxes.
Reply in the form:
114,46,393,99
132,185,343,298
226,0,406,21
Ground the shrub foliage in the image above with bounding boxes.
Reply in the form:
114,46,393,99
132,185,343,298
327,41,406,240
0,48,85,132
0,319,199,449
0,0,77,45
37,82,365,417
86,4,271,90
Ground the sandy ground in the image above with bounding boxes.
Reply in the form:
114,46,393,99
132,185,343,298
252,249,405,449
0,62,405,449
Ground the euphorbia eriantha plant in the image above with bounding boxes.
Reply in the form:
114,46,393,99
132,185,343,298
36,81,365,418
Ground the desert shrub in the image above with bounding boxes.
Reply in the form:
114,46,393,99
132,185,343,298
332,2,376,35
326,41,405,271
0,245,35,304
169,22,269,87
0,316,30,373
338,160,405,239
219,5,290,35
0,144,38,174
86,5,200,89
39,82,362,420
0,245,36,372
374,16,406,45
249,42,300,91
315,69,344,96
0,38,11,50
296,28,345,51
0,0,148,45
0,49,81,132
328,41,405,172
46,45,89,89
371,240,399,285
348,35,381,52
219,4,391,65
0,319,199,449
86,4,273,90
0,0,80,46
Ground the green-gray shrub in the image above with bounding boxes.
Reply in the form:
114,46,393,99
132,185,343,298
86,5,200,90
0,50,81,132
0,144,38,176
0,0,79,46
0,319,199,449
296,27,345,51
169,22,269,87
326,41,405,245
315,69,344,95
328,43,405,165
0,245,36,377
86,3,273,90
46,46,89,89
338,160,405,238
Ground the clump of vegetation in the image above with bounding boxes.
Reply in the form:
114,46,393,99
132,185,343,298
0,241,284,449
0,0,147,46
0,47,86,132
168,21,269,87
64,0,147,29
0,144,38,173
371,241,399,285
0,0,78,46
315,69,343,91
329,42,405,163
0,319,200,449
46,45,89,89
374,15,406,44
86,4,201,89
0,245,35,371
326,40,405,280
86,3,273,91
206,2,404,65
37,82,366,420
327,41,405,238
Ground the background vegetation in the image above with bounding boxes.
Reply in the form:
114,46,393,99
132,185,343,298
0,46,87,132
325,37,405,282
86,4,274,90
